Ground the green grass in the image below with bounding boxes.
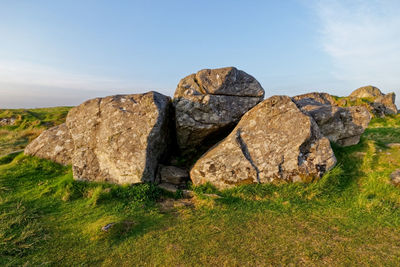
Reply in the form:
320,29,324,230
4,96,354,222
0,107,72,156
2,115,400,265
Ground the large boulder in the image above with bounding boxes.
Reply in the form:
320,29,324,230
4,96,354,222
293,95,371,147
66,92,171,184
190,95,336,189
349,86,397,116
350,86,383,99
173,67,264,156
24,123,73,165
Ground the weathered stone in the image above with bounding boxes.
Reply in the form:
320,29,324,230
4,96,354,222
190,95,336,189
376,93,397,115
292,92,337,106
387,143,400,149
24,123,73,165
66,92,171,184
157,165,189,185
349,86,397,116
350,85,383,98
294,96,371,146
173,67,264,156
390,169,400,186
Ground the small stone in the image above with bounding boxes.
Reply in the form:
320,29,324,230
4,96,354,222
101,223,115,232
387,143,400,148
158,165,189,185
390,169,400,186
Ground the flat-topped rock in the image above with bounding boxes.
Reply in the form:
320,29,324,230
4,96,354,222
190,95,336,189
66,92,171,184
173,67,264,156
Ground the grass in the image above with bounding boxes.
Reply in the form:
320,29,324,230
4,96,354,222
1,114,400,265
0,107,71,156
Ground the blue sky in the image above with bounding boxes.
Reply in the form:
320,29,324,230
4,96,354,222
0,0,399,108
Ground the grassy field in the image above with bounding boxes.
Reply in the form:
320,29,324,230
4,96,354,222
1,114,400,266
0,107,71,156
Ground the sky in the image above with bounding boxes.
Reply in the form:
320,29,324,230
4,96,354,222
0,0,400,108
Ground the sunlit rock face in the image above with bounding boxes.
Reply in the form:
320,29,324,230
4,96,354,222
24,123,73,165
66,92,171,184
190,95,336,189
293,93,371,147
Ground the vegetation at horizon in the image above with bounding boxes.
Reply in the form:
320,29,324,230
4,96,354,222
0,107,72,156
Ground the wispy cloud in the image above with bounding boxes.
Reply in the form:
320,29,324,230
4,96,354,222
314,0,400,95
0,60,135,91
0,60,170,108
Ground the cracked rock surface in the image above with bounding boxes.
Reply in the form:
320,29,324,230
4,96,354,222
173,67,264,156
66,92,171,184
293,93,371,147
190,95,336,189
24,123,73,165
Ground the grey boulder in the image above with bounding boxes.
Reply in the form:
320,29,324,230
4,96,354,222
66,92,171,184
173,67,264,156
190,95,336,189
350,86,398,116
293,94,371,146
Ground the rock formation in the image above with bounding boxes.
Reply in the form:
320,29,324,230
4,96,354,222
24,123,73,165
350,86,398,116
66,92,171,184
350,86,384,99
190,95,337,189
293,93,371,146
173,67,264,156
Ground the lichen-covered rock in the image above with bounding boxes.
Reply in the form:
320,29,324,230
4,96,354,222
173,67,264,155
190,95,336,189
292,92,337,106
293,96,371,146
350,86,384,98
24,123,73,165
66,92,171,184
349,86,397,116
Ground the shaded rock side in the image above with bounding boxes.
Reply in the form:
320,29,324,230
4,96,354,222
190,95,336,189
157,165,189,185
293,96,371,146
173,67,265,155
66,92,171,184
24,123,73,165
